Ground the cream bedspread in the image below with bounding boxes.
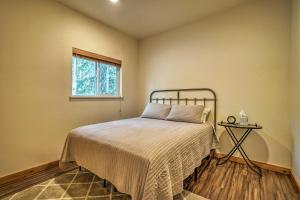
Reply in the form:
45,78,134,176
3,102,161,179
60,118,217,200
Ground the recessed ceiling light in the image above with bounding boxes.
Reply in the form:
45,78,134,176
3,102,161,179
110,0,119,3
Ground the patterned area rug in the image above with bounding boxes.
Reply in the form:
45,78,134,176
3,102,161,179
1,168,208,200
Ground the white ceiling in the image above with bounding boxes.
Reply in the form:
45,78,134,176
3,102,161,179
56,0,252,39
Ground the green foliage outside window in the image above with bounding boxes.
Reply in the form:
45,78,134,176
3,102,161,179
72,56,119,96
99,63,117,96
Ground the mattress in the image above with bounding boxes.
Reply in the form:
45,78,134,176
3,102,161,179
60,117,217,200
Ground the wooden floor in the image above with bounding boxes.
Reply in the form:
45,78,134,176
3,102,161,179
188,159,300,200
0,159,299,200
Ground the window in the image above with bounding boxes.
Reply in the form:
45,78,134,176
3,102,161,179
71,48,122,98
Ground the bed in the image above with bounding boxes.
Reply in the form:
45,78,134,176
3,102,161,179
60,88,218,200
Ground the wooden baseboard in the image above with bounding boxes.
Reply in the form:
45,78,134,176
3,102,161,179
0,161,78,199
215,153,291,175
0,154,292,185
291,170,300,193
0,155,295,188
0,160,59,185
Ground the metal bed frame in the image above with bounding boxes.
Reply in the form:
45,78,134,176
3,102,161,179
150,88,217,182
150,88,217,128
83,88,217,188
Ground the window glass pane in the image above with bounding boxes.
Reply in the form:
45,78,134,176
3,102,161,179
98,63,118,96
72,56,97,96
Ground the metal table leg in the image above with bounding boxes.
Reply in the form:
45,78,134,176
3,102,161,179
217,127,262,176
226,127,262,176
216,128,251,165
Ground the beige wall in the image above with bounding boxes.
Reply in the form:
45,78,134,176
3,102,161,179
0,0,296,177
138,0,292,167
291,0,300,184
0,0,139,176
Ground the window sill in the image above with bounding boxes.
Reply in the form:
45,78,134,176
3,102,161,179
69,96,124,100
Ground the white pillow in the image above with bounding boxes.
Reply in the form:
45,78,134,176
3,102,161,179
166,105,204,124
201,107,211,123
141,103,171,120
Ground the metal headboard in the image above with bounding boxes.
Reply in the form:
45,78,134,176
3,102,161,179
150,88,217,128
